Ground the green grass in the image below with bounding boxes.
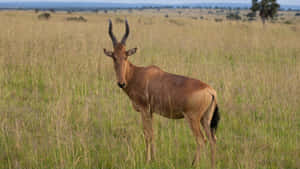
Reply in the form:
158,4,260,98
0,10,299,168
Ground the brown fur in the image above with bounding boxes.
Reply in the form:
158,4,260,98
103,20,219,168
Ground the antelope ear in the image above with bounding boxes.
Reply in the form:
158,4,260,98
126,48,137,56
103,48,114,57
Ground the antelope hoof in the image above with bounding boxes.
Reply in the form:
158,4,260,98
192,156,199,167
192,159,198,167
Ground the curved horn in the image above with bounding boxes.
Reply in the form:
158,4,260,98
121,19,130,45
108,19,117,47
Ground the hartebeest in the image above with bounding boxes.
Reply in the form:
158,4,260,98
103,20,220,167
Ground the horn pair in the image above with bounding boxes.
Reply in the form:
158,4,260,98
108,19,129,47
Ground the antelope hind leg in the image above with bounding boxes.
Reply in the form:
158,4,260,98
184,114,206,166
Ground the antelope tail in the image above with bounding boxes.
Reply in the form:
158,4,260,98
210,96,220,133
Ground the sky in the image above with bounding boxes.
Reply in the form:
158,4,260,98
0,0,299,6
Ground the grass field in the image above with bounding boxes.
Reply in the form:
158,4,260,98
0,10,299,169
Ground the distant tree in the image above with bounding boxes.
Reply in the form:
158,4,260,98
34,9,39,13
251,0,280,24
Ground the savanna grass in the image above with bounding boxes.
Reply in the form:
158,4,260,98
0,10,299,169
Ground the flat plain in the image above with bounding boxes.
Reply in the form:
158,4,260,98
0,9,299,169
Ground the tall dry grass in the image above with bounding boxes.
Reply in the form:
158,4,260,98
0,10,299,168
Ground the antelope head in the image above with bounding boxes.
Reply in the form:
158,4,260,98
103,19,137,89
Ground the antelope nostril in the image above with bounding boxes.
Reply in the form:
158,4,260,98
118,82,126,88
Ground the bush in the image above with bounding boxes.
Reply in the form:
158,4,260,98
38,13,51,20
284,20,293,24
215,18,223,22
246,12,256,18
295,13,300,16
66,16,87,22
226,13,242,20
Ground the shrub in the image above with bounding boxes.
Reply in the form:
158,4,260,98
284,20,293,24
66,16,87,22
38,13,51,20
246,12,256,18
226,13,242,20
215,18,223,22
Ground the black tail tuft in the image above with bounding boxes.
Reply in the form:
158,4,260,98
210,105,220,132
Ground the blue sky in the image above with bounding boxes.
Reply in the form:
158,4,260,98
0,0,299,6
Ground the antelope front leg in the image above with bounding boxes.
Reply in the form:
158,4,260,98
141,111,155,163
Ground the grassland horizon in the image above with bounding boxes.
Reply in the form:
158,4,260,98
0,9,299,169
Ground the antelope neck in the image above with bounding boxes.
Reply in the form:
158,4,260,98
124,61,139,88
